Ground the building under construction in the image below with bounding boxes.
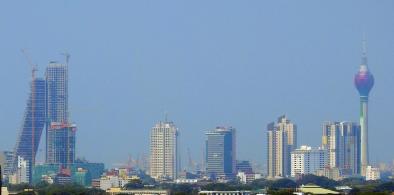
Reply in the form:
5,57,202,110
45,62,73,167
46,122,76,167
13,78,46,183
11,54,75,183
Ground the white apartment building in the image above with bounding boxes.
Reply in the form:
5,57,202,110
366,166,380,181
291,145,328,177
150,121,179,180
17,156,29,184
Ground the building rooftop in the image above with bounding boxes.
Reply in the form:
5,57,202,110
299,184,339,194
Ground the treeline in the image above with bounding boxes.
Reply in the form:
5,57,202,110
5,174,394,195
6,182,105,195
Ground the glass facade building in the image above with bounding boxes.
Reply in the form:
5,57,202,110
45,63,74,167
14,78,46,183
205,127,236,180
46,122,76,166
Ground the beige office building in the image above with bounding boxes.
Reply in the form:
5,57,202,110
267,115,297,178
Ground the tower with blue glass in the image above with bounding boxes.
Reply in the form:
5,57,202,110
14,78,46,183
205,127,236,181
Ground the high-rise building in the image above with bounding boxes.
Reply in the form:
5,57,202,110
46,122,76,166
149,121,179,180
354,40,374,176
1,151,15,181
322,121,361,176
45,62,76,167
13,78,46,183
16,156,29,184
205,127,236,181
267,115,297,178
291,145,328,177
45,62,69,124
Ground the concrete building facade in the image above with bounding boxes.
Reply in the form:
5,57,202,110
150,121,179,180
267,115,297,178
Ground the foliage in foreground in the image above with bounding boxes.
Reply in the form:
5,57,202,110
5,175,394,195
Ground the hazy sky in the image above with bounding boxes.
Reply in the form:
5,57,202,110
0,1,393,168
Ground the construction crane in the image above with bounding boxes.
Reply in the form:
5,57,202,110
21,49,38,166
187,148,195,172
60,52,70,123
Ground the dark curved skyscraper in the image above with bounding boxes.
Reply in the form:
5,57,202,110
354,40,374,176
14,78,46,182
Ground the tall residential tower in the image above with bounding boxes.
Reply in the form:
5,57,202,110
149,121,179,181
322,121,361,176
354,40,374,176
267,115,297,178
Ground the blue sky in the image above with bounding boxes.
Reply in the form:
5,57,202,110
0,0,394,168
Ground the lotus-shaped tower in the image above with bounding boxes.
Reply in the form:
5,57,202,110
354,41,374,177
355,64,374,97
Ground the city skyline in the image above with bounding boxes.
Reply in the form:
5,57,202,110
0,1,394,168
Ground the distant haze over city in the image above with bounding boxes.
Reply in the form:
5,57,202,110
0,0,394,168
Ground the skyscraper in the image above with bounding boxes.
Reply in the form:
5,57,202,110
205,126,236,181
354,40,374,176
322,121,361,176
14,78,46,183
267,115,297,178
45,62,75,166
149,121,179,180
45,62,69,124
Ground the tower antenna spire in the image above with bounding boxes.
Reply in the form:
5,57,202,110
362,34,368,65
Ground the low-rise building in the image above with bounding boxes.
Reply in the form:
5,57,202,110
237,172,262,184
366,166,380,181
1,187,9,195
315,167,341,181
199,191,251,195
73,168,90,187
106,188,169,195
55,173,72,185
175,178,199,183
98,175,136,190
298,184,339,194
